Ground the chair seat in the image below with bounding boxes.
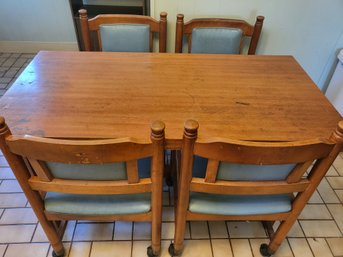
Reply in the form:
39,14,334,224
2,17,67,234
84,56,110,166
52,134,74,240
189,192,292,215
45,192,151,215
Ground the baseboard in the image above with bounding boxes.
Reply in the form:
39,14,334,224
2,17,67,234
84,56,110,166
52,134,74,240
0,41,79,53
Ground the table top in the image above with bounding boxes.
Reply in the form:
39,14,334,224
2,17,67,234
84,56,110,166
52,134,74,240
0,51,341,146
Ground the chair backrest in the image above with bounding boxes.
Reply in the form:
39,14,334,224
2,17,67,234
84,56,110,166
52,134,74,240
4,120,165,201
179,119,343,206
79,9,167,52
175,14,264,54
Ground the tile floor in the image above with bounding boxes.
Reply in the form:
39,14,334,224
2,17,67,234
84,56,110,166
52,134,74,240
0,52,343,257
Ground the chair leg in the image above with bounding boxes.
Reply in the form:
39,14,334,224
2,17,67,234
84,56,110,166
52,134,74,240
52,248,65,257
260,218,297,257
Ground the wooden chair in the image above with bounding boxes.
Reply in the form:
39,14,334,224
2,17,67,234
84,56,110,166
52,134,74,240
79,9,167,52
170,119,343,257
0,117,165,257
175,14,264,54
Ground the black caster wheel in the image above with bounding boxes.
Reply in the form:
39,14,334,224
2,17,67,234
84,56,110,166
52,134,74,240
147,246,159,257
168,243,175,256
166,178,173,187
52,248,65,257
168,243,182,256
259,244,272,257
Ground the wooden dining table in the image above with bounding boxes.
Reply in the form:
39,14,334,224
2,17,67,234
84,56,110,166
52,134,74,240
0,51,341,148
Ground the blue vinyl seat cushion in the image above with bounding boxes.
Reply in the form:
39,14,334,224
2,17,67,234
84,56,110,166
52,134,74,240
99,24,150,52
192,156,295,180
46,157,151,180
189,192,292,215
191,28,242,54
45,192,151,215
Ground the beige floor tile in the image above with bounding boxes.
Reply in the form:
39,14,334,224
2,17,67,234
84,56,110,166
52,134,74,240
250,238,294,257
212,239,233,257
35,220,75,243
0,245,7,256
317,178,340,203
4,243,49,257
0,208,37,224
209,221,228,239
48,243,71,257
326,237,343,256
230,239,253,257
73,223,113,241
273,221,304,237
0,168,15,179
133,222,151,240
132,240,170,257
0,224,36,243
32,223,48,242
0,180,22,193
335,190,343,202
288,238,313,257
307,238,333,257
114,221,132,240
327,177,343,189
300,220,342,237
69,242,91,257
90,241,131,257
227,221,266,238
63,220,77,242
298,204,332,220
327,204,343,232
326,166,339,176
0,193,28,208
180,240,212,257
308,190,324,204
162,206,175,221
190,221,210,239
333,155,343,176
162,222,174,240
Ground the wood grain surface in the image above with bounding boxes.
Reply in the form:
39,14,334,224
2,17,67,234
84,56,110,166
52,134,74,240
0,51,341,146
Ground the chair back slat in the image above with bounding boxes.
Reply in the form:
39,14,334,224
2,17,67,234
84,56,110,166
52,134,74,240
194,140,333,165
29,177,152,194
190,178,310,195
6,136,153,163
204,159,219,183
127,159,140,184
286,161,313,183
28,158,53,182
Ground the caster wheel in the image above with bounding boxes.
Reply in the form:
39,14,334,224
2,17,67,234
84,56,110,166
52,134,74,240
260,244,272,257
52,248,65,257
147,246,159,257
166,178,173,187
168,244,175,256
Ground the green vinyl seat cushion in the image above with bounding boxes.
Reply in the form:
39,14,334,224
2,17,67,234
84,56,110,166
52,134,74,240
45,192,151,215
100,24,150,52
189,192,292,215
191,28,242,54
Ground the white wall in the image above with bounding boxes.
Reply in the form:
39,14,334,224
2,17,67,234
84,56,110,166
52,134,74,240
152,0,343,90
0,0,78,51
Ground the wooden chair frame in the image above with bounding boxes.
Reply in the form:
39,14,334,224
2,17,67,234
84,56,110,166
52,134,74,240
0,117,165,257
170,119,343,257
79,9,167,52
175,14,264,54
